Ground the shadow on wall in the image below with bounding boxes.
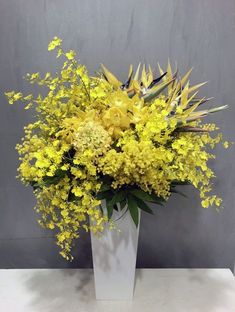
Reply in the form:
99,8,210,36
136,186,232,269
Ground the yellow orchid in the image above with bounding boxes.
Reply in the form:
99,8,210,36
107,90,130,112
102,107,130,138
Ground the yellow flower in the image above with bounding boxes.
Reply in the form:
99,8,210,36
48,36,62,51
65,50,76,60
223,141,229,149
4,91,23,104
201,199,209,208
73,120,112,156
102,107,130,138
108,90,129,112
8,37,228,261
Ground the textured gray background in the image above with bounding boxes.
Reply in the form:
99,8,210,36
0,0,234,269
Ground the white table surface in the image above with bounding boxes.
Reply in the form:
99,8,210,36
0,268,235,312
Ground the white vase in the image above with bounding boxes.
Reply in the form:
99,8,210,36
90,205,140,300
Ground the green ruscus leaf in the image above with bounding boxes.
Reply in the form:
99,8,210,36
105,198,114,220
127,194,140,227
130,189,154,202
134,197,154,215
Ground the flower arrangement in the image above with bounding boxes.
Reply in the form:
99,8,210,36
5,37,230,260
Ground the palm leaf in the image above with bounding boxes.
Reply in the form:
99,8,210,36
101,64,122,88
143,78,175,102
175,126,209,133
179,67,193,87
141,64,148,88
133,63,141,81
147,65,153,85
148,72,167,89
121,65,133,89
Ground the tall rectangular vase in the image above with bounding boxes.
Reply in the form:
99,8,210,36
90,208,140,300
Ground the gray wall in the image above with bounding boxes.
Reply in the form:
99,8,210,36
0,0,235,269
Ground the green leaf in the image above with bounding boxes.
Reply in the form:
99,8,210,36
98,204,104,216
105,199,114,220
29,181,41,190
42,169,67,186
99,190,127,220
130,189,154,202
130,188,165,205
127,195,139,227
113,204,118,211
171,180,191,186
96,190,113,200
120,199,127,210
30,169,68,189
99,183,111,192
109,190,126,206
135,197,154,215
148,193,165,205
